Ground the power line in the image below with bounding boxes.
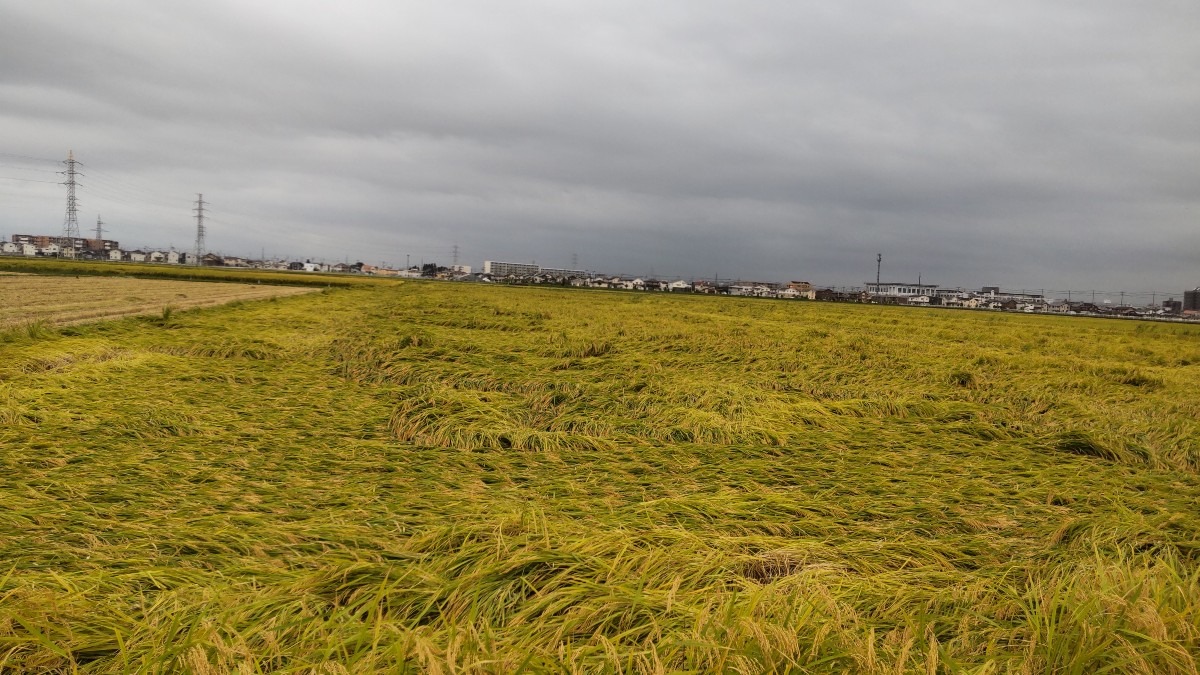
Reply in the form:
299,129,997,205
0,175,60,184
0,163,57,173
78,167,181,208
78,182,181,212
0,151,58,163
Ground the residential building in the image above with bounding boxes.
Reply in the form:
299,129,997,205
979,287,1045,303
1185,289,1200,312
537,266,586,278
11,234,119,252
865,282,940,297
482,261,539,277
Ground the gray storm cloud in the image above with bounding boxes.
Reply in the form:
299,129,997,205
1,0,1197,294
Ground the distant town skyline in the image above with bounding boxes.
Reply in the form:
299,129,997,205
1,1,1197,292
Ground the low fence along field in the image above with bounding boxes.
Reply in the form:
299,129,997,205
0,273,317,328
0,275,1198,672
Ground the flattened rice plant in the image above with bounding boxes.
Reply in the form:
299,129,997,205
0,277,1198,672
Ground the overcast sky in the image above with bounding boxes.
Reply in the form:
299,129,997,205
1,0,1197,294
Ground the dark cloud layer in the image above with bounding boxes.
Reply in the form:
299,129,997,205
1,0,1197,293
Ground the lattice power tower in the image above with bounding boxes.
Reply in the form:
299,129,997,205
60,150,81,258
193,193,206,265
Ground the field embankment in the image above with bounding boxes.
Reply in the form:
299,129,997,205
0,282,1198,672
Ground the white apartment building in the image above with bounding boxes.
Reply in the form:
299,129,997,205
482,261,540,276
865,282,940,297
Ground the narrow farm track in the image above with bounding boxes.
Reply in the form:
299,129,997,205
0,280,1198,672
0,274,317,327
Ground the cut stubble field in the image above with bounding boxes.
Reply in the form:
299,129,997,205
0,273,317,328
0,274,1198,673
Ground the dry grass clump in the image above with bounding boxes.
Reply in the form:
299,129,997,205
0,278,1198,671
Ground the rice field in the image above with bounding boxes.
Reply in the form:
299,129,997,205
0,274,317,328
1,277,1198,672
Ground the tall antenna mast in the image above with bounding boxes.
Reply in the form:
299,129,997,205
452,244,459,267
95,214,105,241
60,150,81,258
193,193,206,266
876,253,882,288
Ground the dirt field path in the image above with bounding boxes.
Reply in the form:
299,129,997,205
0,274,317,328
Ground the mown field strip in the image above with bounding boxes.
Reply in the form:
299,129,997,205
0,275,317,327
0,277,1198,672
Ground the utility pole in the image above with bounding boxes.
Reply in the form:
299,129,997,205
95,214,104,241
193,193,206,266
60,150,81,258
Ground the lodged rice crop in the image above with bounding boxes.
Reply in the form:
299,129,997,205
0,278,1198,672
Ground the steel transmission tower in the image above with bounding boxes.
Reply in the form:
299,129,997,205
95,214,104,241
452,244,459,267
60,150,81,258
193,193,206,266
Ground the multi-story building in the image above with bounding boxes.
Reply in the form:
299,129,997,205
865,282,939,297
537,266,586,278
1184,288,1200,312
979,287,1045,303
482,260,539,277
11,234,119,252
